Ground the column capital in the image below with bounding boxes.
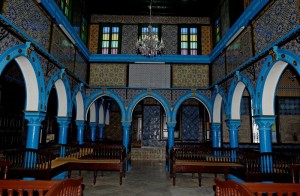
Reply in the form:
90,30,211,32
167,121,176,128
89,122,98,127
122,121,131,128
225,119,241,129
56,116,71,126
24,111,46,124
75,120,85,127
253,115,275,128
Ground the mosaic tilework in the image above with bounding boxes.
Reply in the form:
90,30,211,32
0,26,22,54
110,89,127,103
198,89,211,99
253,0,299,54
88,24,99,54
104,112,123,141
276,68,300,97
281,39,300,56
121,25,138,54
143,105,165,147
212,53,226,84
91,15,210,25
74,51,88,82
162,25,178,55
182,106,200,141
172,64,209,88
3,0,51,49
126,89,144,103
38,56,60,85
51,25,76,72
240,57,266,91
172,90,190,103
131,147,166,160
201,26,212,55
153,90,172,103
89,63,127,87
226,26,253,74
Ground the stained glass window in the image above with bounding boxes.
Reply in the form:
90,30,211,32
99,25,121,54
179,26,199,55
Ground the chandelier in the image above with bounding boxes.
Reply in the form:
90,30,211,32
136,0,165,58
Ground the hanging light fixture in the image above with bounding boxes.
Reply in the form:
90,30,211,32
136,0,165,58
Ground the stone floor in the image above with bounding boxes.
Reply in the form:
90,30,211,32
76,160,221,196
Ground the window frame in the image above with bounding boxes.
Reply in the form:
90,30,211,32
178,25,201,55
98,24,122,54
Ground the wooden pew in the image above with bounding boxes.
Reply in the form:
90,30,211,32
215,178,300,196
230,152,294,183
291,164,300,183
170,147,242,186
52,144,127,185
0,177,82,196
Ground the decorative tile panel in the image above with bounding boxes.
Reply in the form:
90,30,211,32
89,63,127,87
74,51,88,82
201,26,212,55
88,24,99,54
226,26,253,74
104,112,122,141
91,15,210,25
162,25,177,55
172,64,209,88
211,53,226,84
281,39,300,56
3,0,51,49
182,106,200,141
121,25,138,54
0,26,22,54
51,25,76,72
253,0,299,54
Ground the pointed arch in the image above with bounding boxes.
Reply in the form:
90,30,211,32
85,89,126,122
0,42,46,111
127,90,171,122
45,69,72,117
72,83,86,121
171,91,212,123
227,72,255,120
211,86,227,123
254,47,300,116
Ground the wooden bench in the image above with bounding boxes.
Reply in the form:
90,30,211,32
3,144,127,185
170,147,242,186
0,177,82,196
215,178,300,196
291,163,300,183
55,144,127,185
230,152,295,183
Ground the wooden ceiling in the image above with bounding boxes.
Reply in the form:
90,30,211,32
86,0,221,18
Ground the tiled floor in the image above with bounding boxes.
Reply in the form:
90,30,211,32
78,160,221,196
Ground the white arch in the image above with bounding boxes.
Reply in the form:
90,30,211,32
75,91,84,120
213,94,223,123
262,60,288,115
231,82,246,119
98,104,105,124
89,102,97,122
15,56,39,111
55,79,68,116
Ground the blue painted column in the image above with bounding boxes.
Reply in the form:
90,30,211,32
24,111,46,149
225,119,241,161
55,116,71,179
254,115,275,173
89,122,97,142
57,117,71,157
76,120,85,145
122,121,131,171
167,121,176,171
210,123,222,148
98,124,105,140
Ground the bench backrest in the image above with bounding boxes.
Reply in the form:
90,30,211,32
171,147,236,162
0,177,82,196
4,148,54,170
215,178,254,196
